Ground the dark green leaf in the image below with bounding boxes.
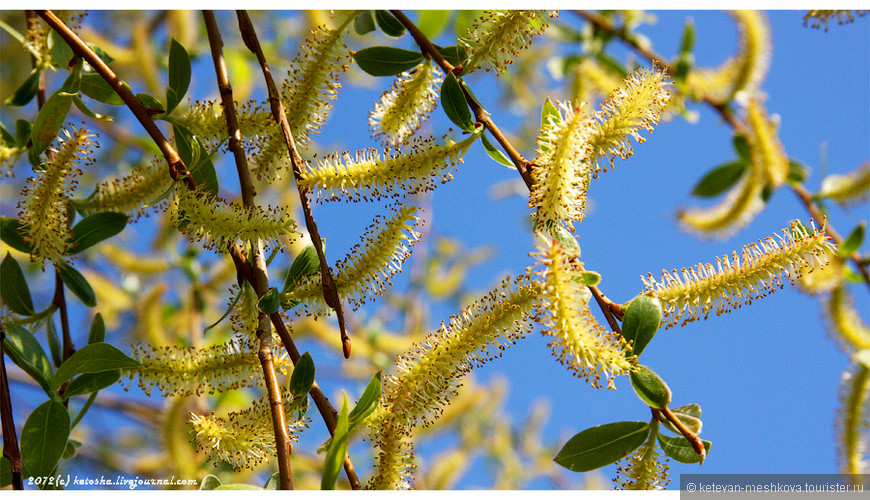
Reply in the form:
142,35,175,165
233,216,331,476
136,92,165,114
374,10,406,37
1,121,16,146
554,421,650,472
289,352,316,397
200,474,222,490
438,45,468,68
839,223,865,259
62,369,120,399
3,323,53,395
86,43,114,64
354,11,376,35
441,73,475,132
480,132,514,168
166,39,191,115
630,365,671,408
70,212,128,253
5,69,40,106
58,59,84,94
20,401,70,479
1,252,35,315
28,145,41,167
0,217,32,254
733,133,751,161
50,342,139,392
348,371,382,429
79,73,124,105
621,295,662,357
46,320,62,368
321,394,350,489
657,433,711,464
15,119,32,148
57,263,96,308
88,313,105,344
49,31,75,69
786,158,810,184
353,46,423,77
257,287,281,315
190,136,219,196
30,90,74,155
1,456,11,488
283,245,320,293
680,18,695,53
72,95,112,121
417,11,451,39
691,161,747,198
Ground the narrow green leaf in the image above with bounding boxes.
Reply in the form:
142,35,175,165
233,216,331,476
786,158,810,185
289,352,315,397
166,39,191,115
621,295,663,357
3,323,53,395
680,18,695,53
691,161,747,198
72,95,113,121
417,10,451,39
1,252,35,315
30,90,74,155
348,371,382,429
441,73,475,132
374,10,406,37
15,119,33,148
50,342,139,392
1,121,17,146
0,217,32,254
58,59,84,94
20,400,70,479
189,136,219,196
46,320,62,368
354,11,376,35
62,369,120,400
541,98,561,127
353,46,423,77
88,313,105,344
554,421,650,472
86,43,114,64
257,287,281,315
79,73,124,105
577,270,601,286
5,69,40,107
630,365,671,408
283,245,320,293
839,223,865,259
200,474,222,490
70,212,128,254
657,433,711,464
57,263,96,308
136,92,165,114
733,133,751,161
480,132,514,168
263,472,281,490
321,394,350,490
438,45,468,68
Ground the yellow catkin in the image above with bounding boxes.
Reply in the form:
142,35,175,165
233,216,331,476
836,360,869,474
819,163,870,206
677,170,765,238
745,98,788,188
461,11,555,75
825,286,870,351
370,61,443,146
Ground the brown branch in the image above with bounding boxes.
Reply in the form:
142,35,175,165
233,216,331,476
589,285,622,333
658,406,706,464
0,324,24,490
235,10,351,359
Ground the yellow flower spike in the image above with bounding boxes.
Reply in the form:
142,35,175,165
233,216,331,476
804,10,869,31
461,10,556,75
126,340,291,397
533,237,632,389
529,100,596,232
299,134,476,203
727,11,771,99
370,61,443,147
189,389,308,470
797,248,843,295
643,220,835,329
588,65,672,174
614,424,670,490
819,163,870,206
571,58,623,106
77,156,174,219
171,186,297,253
745,98,788,188
825,286,870,351
677,169,765,238
836,358,869,475
19,127,96,268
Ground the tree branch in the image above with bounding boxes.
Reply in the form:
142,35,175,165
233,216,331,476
0,324,23,490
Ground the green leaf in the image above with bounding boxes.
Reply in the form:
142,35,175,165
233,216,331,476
46,320,62,368
72,95,113,121
441,73,475,133
679,18,695,53
621,295,663,357
577,270,601,286
321,394,350,489
691,161,747,198
58,59,84,94
839,223,865,259
200,474,222,490
50,342,139,392
189,135,220,196
657,433,711,464
166,39,191,115
2,121,17,147
353,46,423,77
16,119,33,148
348,371,382,429
480,132,514,168
374,10,406,37
49,31,75,69
79,73,124,105
20,401,70,479
62,369,120,400
733,133,751,162
61,439,81,460
661,411,703,436
1,252,35,315
671,403,701,419
283,245,320,293
437,45,468,68
417,11,451,39
57,263,96,308
630,365,671,409
786,158,810,185
289,352,315,397
263,472,281,490
3,323,53,395
5,69,40,106
257,287,281,315
354,11,376,35
0,217,32,254
70,212,128,254
86,43,114,64
595,52,628,78
30,90,74,155
554,421,650,472
1,456,12,488
88,313,106,344
136,92,165,114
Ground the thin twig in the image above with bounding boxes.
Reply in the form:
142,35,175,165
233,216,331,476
203,11,293,489
657,406,706,464
0,324,24,490
589,285,622,332
235,10,352,359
